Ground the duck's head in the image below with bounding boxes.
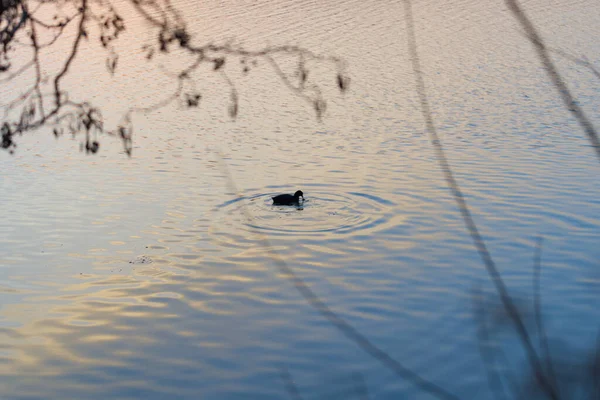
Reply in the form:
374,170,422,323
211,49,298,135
294,190,304,201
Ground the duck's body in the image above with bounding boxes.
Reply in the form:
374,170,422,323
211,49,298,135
272,190,304,205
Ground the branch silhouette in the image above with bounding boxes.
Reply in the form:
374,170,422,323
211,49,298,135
516,32,600,83
0,0,349,154
474,286,514,400
402,0,561,399
532,236,559,391
506,0,600,162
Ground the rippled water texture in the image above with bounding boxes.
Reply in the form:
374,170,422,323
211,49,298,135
1,0,600,398
213,187,397,238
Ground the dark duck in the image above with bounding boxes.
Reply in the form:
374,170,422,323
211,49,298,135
272,190,304,205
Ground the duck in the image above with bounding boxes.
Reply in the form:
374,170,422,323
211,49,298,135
272,190,304,205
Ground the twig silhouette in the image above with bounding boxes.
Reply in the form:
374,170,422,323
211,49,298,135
53,0,88,108
280,367,305,400
216,151,459,400
550,49,600,81
516,33,600,83
505,0,600,162
533,236,559,394
1,0,349,154
402,0,559,398
593,332,600,398
474,286,511,400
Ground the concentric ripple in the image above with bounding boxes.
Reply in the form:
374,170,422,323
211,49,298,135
210,187,399,242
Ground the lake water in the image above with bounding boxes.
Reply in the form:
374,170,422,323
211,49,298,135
1,0,599,398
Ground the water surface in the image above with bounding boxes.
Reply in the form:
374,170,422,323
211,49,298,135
1,0,599,398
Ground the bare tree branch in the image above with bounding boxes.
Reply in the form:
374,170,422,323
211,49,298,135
506,0,600,162
474,287,512,400
280,368,305,400
1,0,349,154
402,1,560,399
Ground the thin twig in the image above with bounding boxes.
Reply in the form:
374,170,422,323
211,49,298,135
29,16,45,118
506,0,600,162
280,368,304,400
533,236,559,396
474,287,511,400
592,331,600,398
402,1,559,399
0,60,34,83
53,0,88,107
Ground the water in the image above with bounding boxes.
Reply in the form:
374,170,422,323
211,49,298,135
1,0,599,398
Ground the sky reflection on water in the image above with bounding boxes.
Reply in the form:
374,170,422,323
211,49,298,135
1,0,600,398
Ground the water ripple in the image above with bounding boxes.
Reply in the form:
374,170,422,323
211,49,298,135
210,187,399,242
